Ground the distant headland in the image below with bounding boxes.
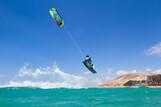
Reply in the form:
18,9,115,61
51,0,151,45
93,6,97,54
101,73,161,88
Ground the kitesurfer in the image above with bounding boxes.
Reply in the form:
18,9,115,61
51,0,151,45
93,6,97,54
83,55,96,73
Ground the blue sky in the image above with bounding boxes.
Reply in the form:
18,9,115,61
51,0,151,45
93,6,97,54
0,0,161,77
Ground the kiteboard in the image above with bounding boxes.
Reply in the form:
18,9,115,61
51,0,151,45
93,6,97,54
83,61,97,73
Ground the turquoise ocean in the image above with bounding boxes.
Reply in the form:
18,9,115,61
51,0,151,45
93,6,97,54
0,87,161,107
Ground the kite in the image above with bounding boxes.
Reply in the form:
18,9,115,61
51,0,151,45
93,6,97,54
49,8,64,27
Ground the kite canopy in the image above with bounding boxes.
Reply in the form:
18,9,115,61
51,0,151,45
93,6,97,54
49,8,64,27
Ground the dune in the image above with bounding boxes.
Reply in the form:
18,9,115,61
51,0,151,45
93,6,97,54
101,73,148,88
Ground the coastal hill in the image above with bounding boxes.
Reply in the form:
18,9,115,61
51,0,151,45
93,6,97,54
101,73,161,87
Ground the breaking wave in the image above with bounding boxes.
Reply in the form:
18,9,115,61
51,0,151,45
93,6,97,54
1,63,161,89
0,64,101,89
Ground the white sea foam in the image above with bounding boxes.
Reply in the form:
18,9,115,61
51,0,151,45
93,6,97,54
1,64,101,89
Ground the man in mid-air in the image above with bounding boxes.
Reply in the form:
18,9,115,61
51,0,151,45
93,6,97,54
83,55,96,73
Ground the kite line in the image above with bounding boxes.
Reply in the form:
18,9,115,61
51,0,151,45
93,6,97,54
64,26,84,58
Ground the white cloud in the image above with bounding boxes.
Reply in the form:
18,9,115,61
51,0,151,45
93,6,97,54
146,42,161,56
152,69,161,74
